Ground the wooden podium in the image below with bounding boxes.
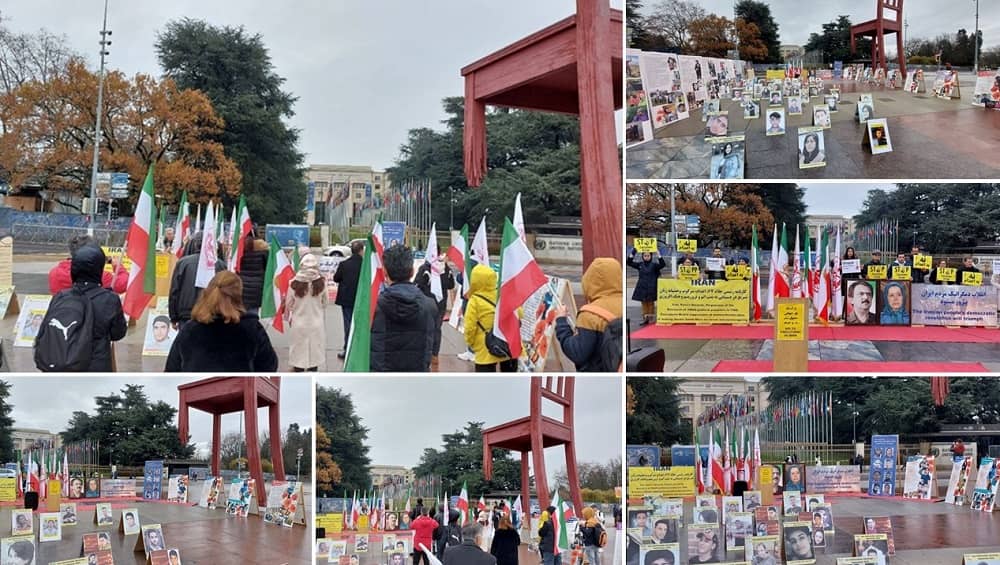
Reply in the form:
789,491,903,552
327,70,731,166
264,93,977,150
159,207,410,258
774,298,809,372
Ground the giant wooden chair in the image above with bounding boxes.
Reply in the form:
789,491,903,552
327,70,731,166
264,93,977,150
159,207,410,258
482,377,583,513
850,0,906,77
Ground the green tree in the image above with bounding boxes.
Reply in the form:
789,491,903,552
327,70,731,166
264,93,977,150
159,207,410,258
626,0,652,50
627,378,689,447
0,381,14,462
854,184,1000,253
388,98,581,233
735,0,781,63
282,423,312,478
761,184,807,232
315,386,371,494
155,18,306,224
804,16,870,64
762,377,1000,444
61,385,194,465
412,422,521,497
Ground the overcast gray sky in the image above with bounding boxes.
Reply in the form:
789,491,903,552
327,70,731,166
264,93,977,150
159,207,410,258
638,0,997,49
7,376,312,459
317,376,622,482
2,0,623,171
800,183,896,217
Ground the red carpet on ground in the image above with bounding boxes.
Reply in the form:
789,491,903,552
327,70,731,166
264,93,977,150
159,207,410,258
631,324,1000,343
712,360,990,373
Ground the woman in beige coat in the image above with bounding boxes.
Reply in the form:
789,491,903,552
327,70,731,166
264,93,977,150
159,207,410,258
284,253,327,371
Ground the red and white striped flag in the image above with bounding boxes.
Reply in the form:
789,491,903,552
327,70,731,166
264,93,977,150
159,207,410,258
766,224,790,314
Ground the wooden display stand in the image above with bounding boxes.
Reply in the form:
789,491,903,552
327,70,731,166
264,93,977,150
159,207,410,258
773,298,809,372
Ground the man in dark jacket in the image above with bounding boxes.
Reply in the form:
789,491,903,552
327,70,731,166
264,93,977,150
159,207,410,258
861,250,883,279
333,240,363,358
435,509,462,560
957,255,982,283
168,232,226,328
67,245,127,371
443,524,496,565
410,498,425,522
415,258,455,371
370,245,438,372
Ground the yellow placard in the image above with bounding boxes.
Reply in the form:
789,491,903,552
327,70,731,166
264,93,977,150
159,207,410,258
677,239,697,253
155,254,169,278
0,478,15,502
891,266,911,280
627,466,696,498
101,247,132,272
866,264,887,280
913,254,932,269
776,302,805,341
766,70,786,80
634,238,658,253
937,267,957,282
962,271,983,286
678,266,701,280
964,553,1000,565
656,278,751,324
316,513,343,534
725,265,751,280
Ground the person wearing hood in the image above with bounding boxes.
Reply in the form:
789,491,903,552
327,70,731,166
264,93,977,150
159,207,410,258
62,244,127,371
168,231,226,327
370,245,438,371
555,258,623,372
537,507,560,565
580,506,605,565
49,235,128,295
284,253,327,371
165,270,278,372
333,240,364,359
415,253,456,372
238,234,270,314
464,263,516,372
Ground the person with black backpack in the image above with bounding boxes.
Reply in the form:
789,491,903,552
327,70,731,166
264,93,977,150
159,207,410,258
35,245,126,372
555,258,623,372
580,506,606,565
464,264,516,372
434,508,463,561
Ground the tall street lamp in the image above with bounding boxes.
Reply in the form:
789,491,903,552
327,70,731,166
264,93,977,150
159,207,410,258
88,0,112,236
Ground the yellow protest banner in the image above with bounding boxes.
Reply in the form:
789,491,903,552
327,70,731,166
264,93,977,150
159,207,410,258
0,478,15,502
891,266,911,280
725,265,751,280
677,239,697,253
766,69,786,80
316,513,343,534
634,238,658,253
777,302,805,341
962,271,983,286
866,265,887,280
938,267,957,282
759,466,774,504
155,254,170,278
101,247,132,272
913,254,932,269
678,266,701,280
656,279,751,324
628,466,696,498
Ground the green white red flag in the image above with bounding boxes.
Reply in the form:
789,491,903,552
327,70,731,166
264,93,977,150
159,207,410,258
493,217,548,359
122,164,157,319
260,235,295,332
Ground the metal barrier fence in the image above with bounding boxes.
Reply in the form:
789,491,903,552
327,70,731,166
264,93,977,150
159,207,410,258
8,223,128,247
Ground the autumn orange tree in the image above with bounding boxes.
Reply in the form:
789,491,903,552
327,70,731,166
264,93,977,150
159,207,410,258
0,59,240,212
315,424,343,496
687,15,769,61
627,183,775,248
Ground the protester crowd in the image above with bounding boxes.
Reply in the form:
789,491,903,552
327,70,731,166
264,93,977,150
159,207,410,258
32,228,622,373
